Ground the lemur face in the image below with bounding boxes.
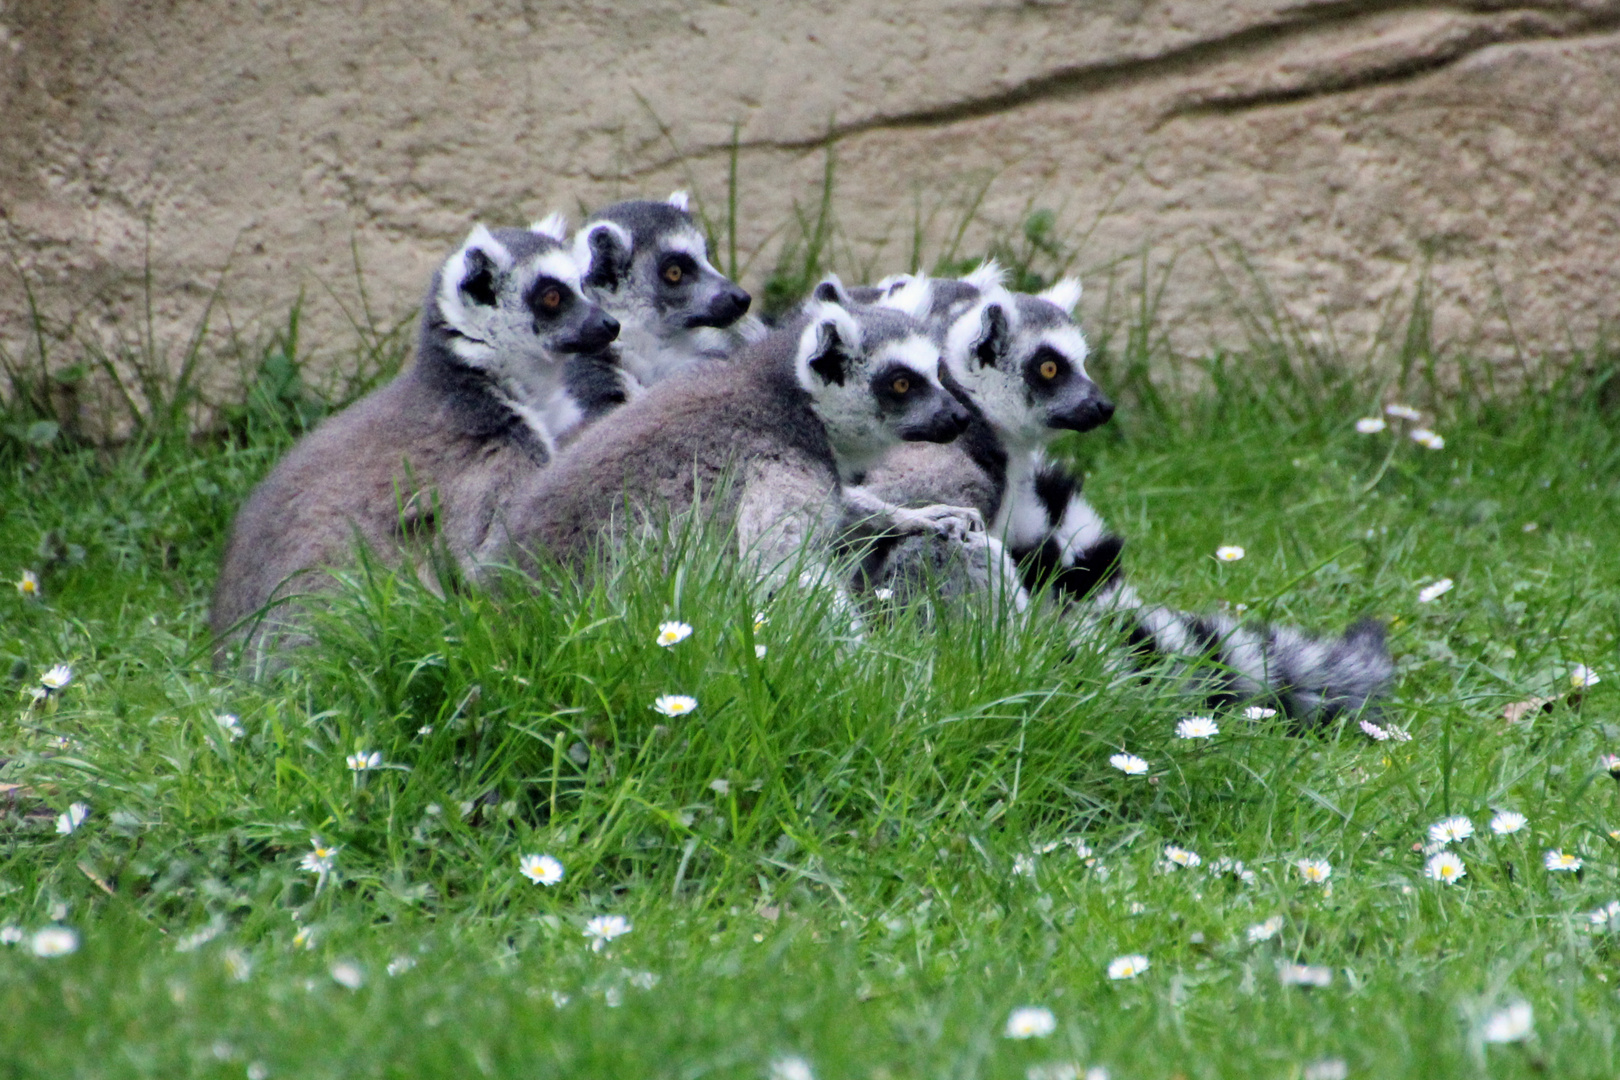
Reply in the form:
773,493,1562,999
434,225,619,369
795,290,970,477
942,281,1112,447
575,194,751,340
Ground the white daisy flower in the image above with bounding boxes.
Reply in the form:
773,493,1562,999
346,750,382,771
1211,857,1257,884
1242,706,1277,720
655,621,693,647
1175,716,1218,740
768,1057,816,1080
1410,428,1445,450
0,926,21,945
1522,521,1538,532
223,948,253,982
1570,664,1601,689
1360,719,1392,741
1247,915,1284,943
709,778,731,795
1354,417,1386,434
299,837,339,875
216,713,245,741
292,925,315,950
1003,1005,1057,1039
1429,816,1474,845
1602,754,1620,778
30,926,78,958
1384,403,1422,421
1296,859,1332,885
1215,545,1245,562
1012,854,1036,878
873,588,895,601
55,801,89,835
15,570,40,599
386,955,416,976
1426,851,1466,884
752,612,769,632
1482,1001,1533,1043
1490,811,1528,836
1106,954,1149,980
1070,838,1095,859
1417,578,1454,603
39,664,72,691
1587,900,1620,928
329,961,364,990
1544,849,1582,873
1109,752,1148,776
628,970,659,990
583,914,632,952
1278,963,1333,987
653,694,697,718
755,645,768,659
519,853,564,886
1163,845,1201,869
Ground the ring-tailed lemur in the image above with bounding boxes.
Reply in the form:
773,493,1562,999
484,291,980,601
211,222,618,672
858,266,1393,723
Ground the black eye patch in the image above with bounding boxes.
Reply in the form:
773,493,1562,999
526,276,572,319
1023,346,1072,395
869,364,931,414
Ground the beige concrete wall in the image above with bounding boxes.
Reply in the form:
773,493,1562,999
3,0,1618,407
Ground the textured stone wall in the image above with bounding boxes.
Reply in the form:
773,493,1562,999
2,0,1618,402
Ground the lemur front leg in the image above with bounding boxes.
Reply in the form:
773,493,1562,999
841,485,985,542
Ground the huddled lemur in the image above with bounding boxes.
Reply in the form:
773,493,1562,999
533,191,761,437
210,222,618,672
482,287,982,601
859,265,1393,723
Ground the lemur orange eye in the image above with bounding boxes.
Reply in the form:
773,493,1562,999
663,263,683,284
892,376,910,395
1040,359,1058,379
540,287,562,310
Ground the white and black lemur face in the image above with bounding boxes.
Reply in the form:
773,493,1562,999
795,278,971,479
567,192,752,384
940,273,1113,449
430,224,620,371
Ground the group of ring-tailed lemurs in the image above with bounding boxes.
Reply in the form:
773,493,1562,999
212,193,1393,723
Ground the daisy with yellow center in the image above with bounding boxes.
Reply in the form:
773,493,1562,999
1175,716,1218,740
299,837,339,874
1163,845,1201,869
1545,849,1582,873
15,570,40,599
1247,915,1284,943
1570,664,1601,689
39,664,72,691
1410,428,1445,450
1107,954,1149,980
1215,545,1245,562
1489,811,1527,835
1354,417,1386,434
583,914,632,952
1296,858,1332,885
1426,851,1466,884
519,853,564,886
346,750,382,771
1109,752,1148,776
655,621,693,647
1003,1006,1057,1039
1428,816,1474,845
1384,404,1422,421
653,694,697,717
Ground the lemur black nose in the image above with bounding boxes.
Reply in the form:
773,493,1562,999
566,310,619,352
693,285,752,329
1051,389,1115,433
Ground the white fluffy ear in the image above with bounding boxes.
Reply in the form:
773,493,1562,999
437,225,514,341
574,221,634,290
1038,277,1083,314
530,212,569,242
811,273,854,307
457,224,514,271
962,259,1006,292
666,190,691,212
795,301,862,388
876,273,931,321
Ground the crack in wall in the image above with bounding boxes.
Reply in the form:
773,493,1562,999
616,2,1620,177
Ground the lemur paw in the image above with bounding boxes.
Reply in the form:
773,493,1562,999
892,503,985,540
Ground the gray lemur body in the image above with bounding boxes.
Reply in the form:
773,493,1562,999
210,224,618,671
485,295,975,598
859,267,1392,723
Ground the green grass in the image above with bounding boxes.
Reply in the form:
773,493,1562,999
5,259,1620,1078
